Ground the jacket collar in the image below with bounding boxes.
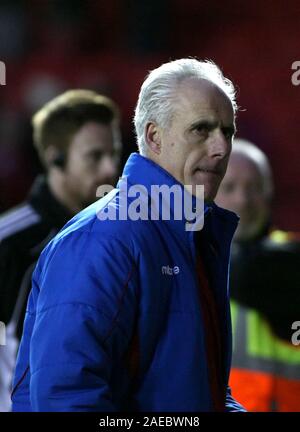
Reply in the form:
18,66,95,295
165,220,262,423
117,153,239,243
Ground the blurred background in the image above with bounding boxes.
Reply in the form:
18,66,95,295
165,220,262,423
0,0,299,230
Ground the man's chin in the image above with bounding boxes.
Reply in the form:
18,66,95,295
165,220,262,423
204,185,219,203
184,183,218,203
189,176,221,200
234,224,260,242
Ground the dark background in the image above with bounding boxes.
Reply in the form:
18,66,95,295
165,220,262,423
0,0,299,230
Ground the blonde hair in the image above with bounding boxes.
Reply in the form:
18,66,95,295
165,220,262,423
32,89,120,165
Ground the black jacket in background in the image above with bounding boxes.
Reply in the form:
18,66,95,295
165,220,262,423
0,176,72,339
230,233,300,341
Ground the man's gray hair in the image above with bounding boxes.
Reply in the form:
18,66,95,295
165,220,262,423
134,58,237,155
232,138,274,198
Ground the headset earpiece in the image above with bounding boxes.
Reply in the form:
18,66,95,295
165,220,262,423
52,153,66,169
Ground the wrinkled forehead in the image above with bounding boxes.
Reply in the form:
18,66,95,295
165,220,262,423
70,121,118,152
174,77,234,123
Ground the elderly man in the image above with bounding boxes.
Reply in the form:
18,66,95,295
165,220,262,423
216,139,300,411
12,59,245,412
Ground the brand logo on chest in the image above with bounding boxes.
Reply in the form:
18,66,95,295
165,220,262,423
161,265,180,276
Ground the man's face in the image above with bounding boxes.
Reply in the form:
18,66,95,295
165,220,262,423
63,121,120,209
215,153,270,241
157,78,235,201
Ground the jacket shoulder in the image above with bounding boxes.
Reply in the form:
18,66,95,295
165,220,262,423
54,193,147,251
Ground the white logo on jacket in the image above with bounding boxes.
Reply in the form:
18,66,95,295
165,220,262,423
161,265,180,276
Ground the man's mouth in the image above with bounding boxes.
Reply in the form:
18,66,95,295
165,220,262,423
194,168,222,176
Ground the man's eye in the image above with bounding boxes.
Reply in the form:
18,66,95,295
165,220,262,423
195,125,209,135
88,151,103,161
247,184,263,195
222,183,235,194
111,149,120,160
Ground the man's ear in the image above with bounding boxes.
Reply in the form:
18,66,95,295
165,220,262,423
145,122,162,155
44,146,66,170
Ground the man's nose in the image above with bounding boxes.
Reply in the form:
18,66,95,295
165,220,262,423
232,187,251,211
98,155,118,180
209,130,231,159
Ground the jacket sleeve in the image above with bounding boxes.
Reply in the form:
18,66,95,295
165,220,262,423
225,386,247,412
29,230,138,412
0,242,28,326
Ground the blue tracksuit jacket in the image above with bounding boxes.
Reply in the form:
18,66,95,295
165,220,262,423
12,152,245,412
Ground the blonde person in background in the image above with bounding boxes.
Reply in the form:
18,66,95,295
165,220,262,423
0,90,121,411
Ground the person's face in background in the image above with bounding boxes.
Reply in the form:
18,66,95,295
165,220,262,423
62,121,120,209
215,152,271,241
148,78,235,202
